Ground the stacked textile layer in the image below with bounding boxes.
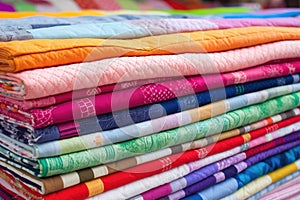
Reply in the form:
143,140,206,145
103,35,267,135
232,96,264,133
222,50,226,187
0,8,300,200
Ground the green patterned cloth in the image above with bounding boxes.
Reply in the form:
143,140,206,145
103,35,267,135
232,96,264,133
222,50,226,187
2,91,299,177
37,91,300,177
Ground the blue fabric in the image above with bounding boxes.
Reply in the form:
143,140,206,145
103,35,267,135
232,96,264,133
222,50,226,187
1,74,299,144
222,11,300,18
28,22,148,39
183,145,300,200
161,133,300,200
34,74,300,143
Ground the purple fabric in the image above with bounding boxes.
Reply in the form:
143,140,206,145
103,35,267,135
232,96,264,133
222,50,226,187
213,17,300,29
0,2,15,12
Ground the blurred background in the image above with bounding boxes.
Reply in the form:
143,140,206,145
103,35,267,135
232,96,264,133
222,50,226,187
0,0,299,12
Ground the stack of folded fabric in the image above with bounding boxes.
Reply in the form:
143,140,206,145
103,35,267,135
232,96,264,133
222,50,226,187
0,8,300,200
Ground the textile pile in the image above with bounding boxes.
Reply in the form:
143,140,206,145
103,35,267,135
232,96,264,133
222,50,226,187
0,6,300,200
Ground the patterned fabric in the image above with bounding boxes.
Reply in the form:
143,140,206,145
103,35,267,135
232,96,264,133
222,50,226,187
1,27,300,73
1,91,300,178
2,83,300,158
222,159,300,200
2,126,299,200
133,118,300,200
248,171,300,200
2,60,300,130
1,13,300,35
2,73,298,145
183,153,300,200
1,41,300,100
2,107,298,195
87,142,300,200
3,17,300,41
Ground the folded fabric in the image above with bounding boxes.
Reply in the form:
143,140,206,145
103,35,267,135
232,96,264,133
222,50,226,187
2,107,297,195
160,128,300,200
2,60,300,130
86,134,300,200
2,83,299,158
4,17,300,41
1,91,300,177
164,8,300,18
1,14,300,34
0,76,176,109
183,153,300,200
134,119,300,200
2,73,299,145
3,128,299,200
2,40,300,100
0,10,105,18
222,159,300,200
0,19,217,42
248,171,300,200
0,177,25,200
0,15,207,31
1,27,300,72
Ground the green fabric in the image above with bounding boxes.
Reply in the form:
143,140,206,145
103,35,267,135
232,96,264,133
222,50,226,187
37,91,300,177
117,0,140,10
13,2,36,11
157,7,251,15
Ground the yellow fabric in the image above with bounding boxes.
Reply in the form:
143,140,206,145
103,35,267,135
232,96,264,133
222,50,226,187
269,162,298,182
1,26,300,72
86,179,104,197
0,10,104,18
235,160,300,200
235,176,272,200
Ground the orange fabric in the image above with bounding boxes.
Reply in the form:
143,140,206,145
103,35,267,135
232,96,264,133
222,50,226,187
1,26,300,72
0,10,104,18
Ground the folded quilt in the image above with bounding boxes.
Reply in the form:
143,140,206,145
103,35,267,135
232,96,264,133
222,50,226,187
2,83,299,158
249,172,300,200
85,134,300,200
183,154,300,200
1,13,299,34
135,136,300,200
0,176,25,200
2,72,298,145
1,27,300,72
1,107,296,195
4,17,300,41
1,91,300,177
0,76,176,109
2,129,299,200
222,159,300,200
2,59,299,130
1,40,299,100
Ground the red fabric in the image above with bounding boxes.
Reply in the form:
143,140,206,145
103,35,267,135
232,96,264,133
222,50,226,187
163,0,187,9
74,0,101,9
44,116,300,199
44,184,89,200
249,115,300,139
0,183,24,200
0,168,42,200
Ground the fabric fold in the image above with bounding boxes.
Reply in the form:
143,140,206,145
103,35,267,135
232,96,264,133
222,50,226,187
1,27,300,72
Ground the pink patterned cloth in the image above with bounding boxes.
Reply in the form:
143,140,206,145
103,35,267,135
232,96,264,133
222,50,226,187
1,60,299,129
259,175,300,200
0,76,176,110
1,40,300,100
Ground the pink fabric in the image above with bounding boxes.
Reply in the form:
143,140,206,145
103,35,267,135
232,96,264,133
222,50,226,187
1,60,300,129
0,76,176,110
2,40,300,100
259,175,300,200
212,17,300,29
